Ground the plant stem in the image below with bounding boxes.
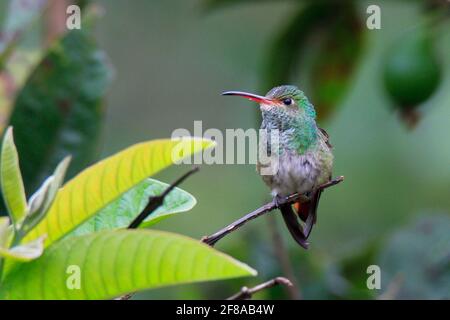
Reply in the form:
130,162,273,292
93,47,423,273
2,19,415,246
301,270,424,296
201,176,344,246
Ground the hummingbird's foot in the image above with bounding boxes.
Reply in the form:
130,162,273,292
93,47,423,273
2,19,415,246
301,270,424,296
273,195,286,208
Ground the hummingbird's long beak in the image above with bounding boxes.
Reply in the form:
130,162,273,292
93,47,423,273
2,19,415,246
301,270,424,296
222,91,273,104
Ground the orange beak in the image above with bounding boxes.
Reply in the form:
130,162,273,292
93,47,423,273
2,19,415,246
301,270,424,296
222,91,274,105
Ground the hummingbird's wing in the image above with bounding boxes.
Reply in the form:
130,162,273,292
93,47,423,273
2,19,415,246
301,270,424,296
303,189,322,239
319,127,333,149
292,189,322,239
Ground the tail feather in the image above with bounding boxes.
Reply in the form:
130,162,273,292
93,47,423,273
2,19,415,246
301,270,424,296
294,190,322,239
279,203,309,249
278,189,323,247
293,201,310,222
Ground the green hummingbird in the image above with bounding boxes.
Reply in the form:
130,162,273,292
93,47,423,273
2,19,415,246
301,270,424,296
223,85,334,248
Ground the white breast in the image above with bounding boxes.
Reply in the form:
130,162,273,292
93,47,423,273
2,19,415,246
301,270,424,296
259,151,321,197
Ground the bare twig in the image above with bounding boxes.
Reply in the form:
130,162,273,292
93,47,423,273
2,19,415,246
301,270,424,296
128,167,199,229
117,167,199,300
268,215,301,299
227,277,293,300
201,176,344,246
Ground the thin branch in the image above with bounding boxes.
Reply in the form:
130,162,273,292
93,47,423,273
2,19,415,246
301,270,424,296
128,167,199,229
201,176,344,246
227,277,293,300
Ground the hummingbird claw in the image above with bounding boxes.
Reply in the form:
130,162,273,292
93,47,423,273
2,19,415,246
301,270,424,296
273,195,285,208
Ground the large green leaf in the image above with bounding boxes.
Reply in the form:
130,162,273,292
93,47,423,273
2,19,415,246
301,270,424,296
0,127,27,228
72,178,196,235
0,229,256,299
8,27,113,195
22,138,214,247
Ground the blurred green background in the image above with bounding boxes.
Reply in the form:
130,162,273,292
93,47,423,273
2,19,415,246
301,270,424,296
1,0,449,299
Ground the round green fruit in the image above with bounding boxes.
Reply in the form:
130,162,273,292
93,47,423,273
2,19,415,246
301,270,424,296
383,29,441,109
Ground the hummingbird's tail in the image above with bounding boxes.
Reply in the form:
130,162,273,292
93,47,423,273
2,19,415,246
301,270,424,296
279,203,309,249
293,189,322,239
293,201,310,222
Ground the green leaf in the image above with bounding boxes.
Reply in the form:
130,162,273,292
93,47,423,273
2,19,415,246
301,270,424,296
0,217,10,247
0,229,256,299
0,127,27,228
22,138,215,247
0,236,44,262
72,178,196,236
8,27,113,195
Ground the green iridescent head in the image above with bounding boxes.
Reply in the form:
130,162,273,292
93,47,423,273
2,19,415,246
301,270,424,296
222,85,316,119
265,85,316,118
222,85,319,153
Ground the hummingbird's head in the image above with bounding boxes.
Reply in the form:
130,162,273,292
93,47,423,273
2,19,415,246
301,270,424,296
222,85,316,119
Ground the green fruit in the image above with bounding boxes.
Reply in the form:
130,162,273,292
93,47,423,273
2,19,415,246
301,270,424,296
383,28,441,109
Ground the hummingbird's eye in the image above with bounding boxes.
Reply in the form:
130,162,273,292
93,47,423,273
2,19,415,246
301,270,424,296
282,98,293,106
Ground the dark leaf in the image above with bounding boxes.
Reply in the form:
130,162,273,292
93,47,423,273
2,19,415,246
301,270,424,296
262,2,364,121
7,28,113,194
309,5,364,120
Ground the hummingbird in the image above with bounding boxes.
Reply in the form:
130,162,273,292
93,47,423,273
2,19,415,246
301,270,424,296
223,85,334,249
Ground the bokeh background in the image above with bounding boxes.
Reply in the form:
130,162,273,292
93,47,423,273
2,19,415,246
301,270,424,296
1,0,449,299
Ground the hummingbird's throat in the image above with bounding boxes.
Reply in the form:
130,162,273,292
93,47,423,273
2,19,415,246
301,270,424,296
261,108,318,154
